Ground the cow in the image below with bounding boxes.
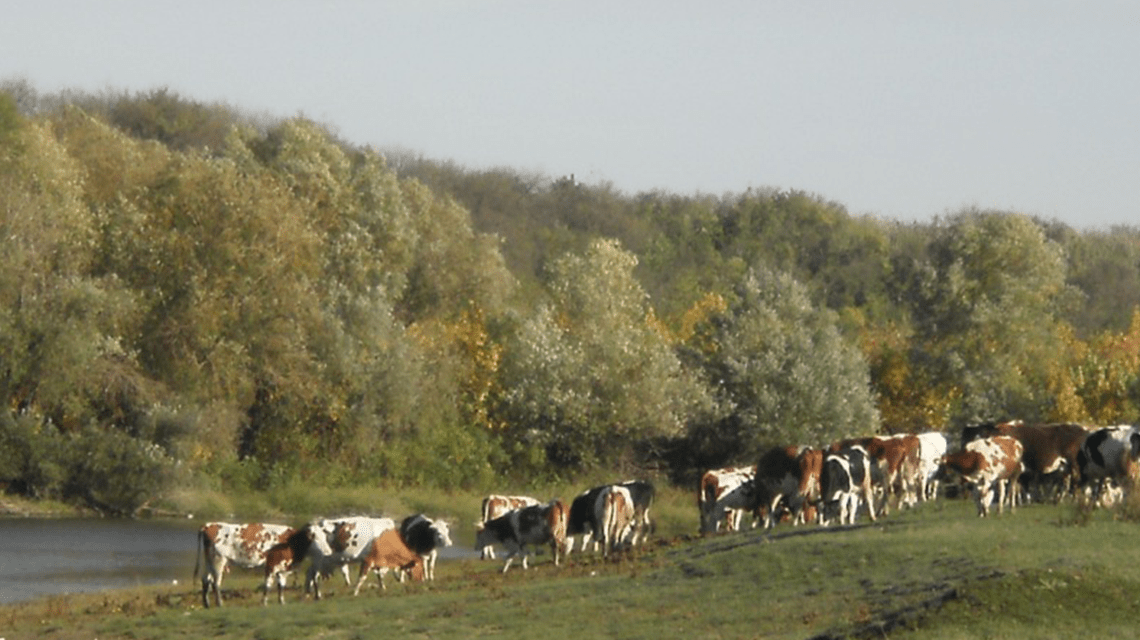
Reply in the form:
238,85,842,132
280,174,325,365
194,522,293,608
820,445,876,526
866,434,922,514
617,480,655,546
304,516,396,599
753,446,823,529
570,480,655,551
473,499,568,573
398,514,453,581
916,432,950,501
568,485,608,552
698,466,756,533
963,420,1089,502
479,495,540,559
352,529,425,596
1076,425,1140,506
262,527,312,605
940,435,1024,517
594,484,635,557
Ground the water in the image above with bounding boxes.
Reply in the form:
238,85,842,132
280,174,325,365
0,517,201,604
0,517,479,604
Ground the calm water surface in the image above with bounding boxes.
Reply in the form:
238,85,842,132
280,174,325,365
0,517,477,604
0,517,202,603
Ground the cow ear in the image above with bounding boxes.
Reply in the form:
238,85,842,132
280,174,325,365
474,521,484,531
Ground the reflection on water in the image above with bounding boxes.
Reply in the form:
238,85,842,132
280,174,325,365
0,516,478,604
0,517,201,603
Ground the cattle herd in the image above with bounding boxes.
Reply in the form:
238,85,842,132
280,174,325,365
192,420,1139,608
192,479,655,607
700,420,1140,533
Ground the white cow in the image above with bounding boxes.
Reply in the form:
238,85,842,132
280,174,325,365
916,432,950,501
194,521,294,608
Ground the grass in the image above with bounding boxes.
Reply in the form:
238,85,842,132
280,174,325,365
4,491,1140,639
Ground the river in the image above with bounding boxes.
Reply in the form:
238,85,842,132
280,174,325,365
0,517,478,604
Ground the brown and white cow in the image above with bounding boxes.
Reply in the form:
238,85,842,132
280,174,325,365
698,466,755,533
195,521,294,608
570,480,655,551
940,435,1024,517
595,484,636,557
866,434,922,514
473,499,568,573
753,446,823,529
262,527,312,605
963,420,1089,502
479,495,540,559
1077,425,1140,506
352,529,425,596
305,516,397,599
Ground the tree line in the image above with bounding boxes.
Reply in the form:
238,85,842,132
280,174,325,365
2,81,1139,514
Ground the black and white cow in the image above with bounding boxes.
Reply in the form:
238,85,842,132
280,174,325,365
820,445,877,526
473,499,568,573
569,480,655,553
398,513,453,581
479,495,540,559
1077,425,1140,506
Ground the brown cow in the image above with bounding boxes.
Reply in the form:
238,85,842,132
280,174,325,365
352,529,425,595
754,445,823,528
262,527,312,605
963,420,1090,502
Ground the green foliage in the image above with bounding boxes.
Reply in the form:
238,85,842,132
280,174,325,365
907,210,1081,423
497,239,712,472
6,80,1140,507
682,265,880,468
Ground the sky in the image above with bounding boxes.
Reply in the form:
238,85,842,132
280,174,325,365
4,1,1138,229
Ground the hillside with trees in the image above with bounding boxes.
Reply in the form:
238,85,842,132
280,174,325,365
3,80,1140,514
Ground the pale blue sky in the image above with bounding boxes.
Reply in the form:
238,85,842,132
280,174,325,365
5,1,1137,229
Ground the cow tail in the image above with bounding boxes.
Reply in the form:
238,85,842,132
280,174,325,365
193,528,203,581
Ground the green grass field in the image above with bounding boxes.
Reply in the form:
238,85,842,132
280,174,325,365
4,492,1140,639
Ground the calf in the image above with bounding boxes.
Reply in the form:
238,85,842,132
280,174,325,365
940,435,1024,517
352,529,424,595
1077,425,1140,505
820,445,876,526
473,499,568,573
262,527,312,605
399,513,452,581
194,522,293,608
305,516,396,599
697,467,755,533
479,494,540,559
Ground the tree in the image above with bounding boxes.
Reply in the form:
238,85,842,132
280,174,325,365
906,210,1081,423
497,239,710,472
682,265,880,469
